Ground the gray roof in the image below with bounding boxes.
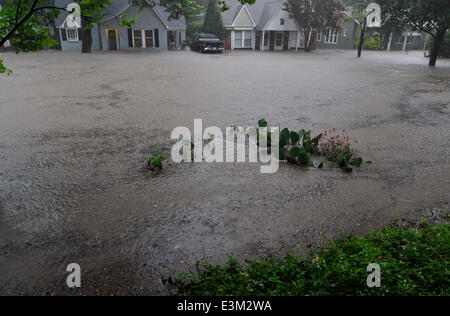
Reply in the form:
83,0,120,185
152,4,186,29
56,0,185,30
222,0,284,29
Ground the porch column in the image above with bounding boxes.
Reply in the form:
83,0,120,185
296,31,300,51
261,30,265,52
231,30,235,50
402,31,408,51
423,34,428,51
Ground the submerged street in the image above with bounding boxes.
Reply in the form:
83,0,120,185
0,49,449,295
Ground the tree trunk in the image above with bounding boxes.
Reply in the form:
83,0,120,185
429,29,446,67
304,30,311,51
81,17,92,54
357,16,367,58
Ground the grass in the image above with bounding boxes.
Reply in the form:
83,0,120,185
172,220,449,296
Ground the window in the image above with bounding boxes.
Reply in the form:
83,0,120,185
264,32,269,46
324,29,338,44
133,30,143,48
244,31,252,47
234,31,242,48
275,32,283,47
317,32,322,42
234,31,252,48
66,28,79,42
145,30,154,48
132,29,154,48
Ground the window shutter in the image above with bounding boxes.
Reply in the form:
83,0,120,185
128,28,133,47
61,29,67,41
154,29,159,47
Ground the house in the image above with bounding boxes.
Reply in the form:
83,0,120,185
55,0,186,51
222,0,305,51
386,31,427,51
1,40,11,49
315,19,360,50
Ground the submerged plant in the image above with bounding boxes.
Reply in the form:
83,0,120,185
319,129,358,161
257,119,364,171
147,154,166,170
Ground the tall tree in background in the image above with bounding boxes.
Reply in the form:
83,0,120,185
284,0,347,51
376,0,449,66
202,0,224,39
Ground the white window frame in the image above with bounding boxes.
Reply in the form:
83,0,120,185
343,29,348,37
234,30,252,48
324,29,338,44
132,29,155,48
66,28,79,42
317,31,322,42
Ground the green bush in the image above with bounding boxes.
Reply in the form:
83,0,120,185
172,221,449,296
186,18,204,45
427,31,450,58
356,36,383,51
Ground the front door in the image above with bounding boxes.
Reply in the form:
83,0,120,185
274,32,283,50
107,29,118,50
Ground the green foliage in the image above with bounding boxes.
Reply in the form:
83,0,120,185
119,13,140,28
356,35,383,51
258,119,363,171
0,59,12,75
427,31,450,58
147,154,166,170
350,157,363,167
337,150,353,171
173,221,450,296
258,118,268,128
202,0,225,39
186,17,204,44
0,1,59,52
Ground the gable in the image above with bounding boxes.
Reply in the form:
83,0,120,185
264,3,298,31
233,6,254,28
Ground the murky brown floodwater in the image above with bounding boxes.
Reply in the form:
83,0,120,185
0,49,449,295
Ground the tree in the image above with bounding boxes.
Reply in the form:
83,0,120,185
376,0,449,66
0,0,60,73
202,0,224,38
284,0,347,51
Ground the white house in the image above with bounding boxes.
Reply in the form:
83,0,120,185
222,0,305,51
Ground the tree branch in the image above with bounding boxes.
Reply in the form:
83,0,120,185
0,0,40,47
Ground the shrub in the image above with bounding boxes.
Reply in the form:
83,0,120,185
172,221,449,296
147,154,166,170
356,35,383,51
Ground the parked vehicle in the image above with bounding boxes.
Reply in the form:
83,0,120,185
191,34,224,53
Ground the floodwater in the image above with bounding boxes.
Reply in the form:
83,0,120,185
0,49,449,295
